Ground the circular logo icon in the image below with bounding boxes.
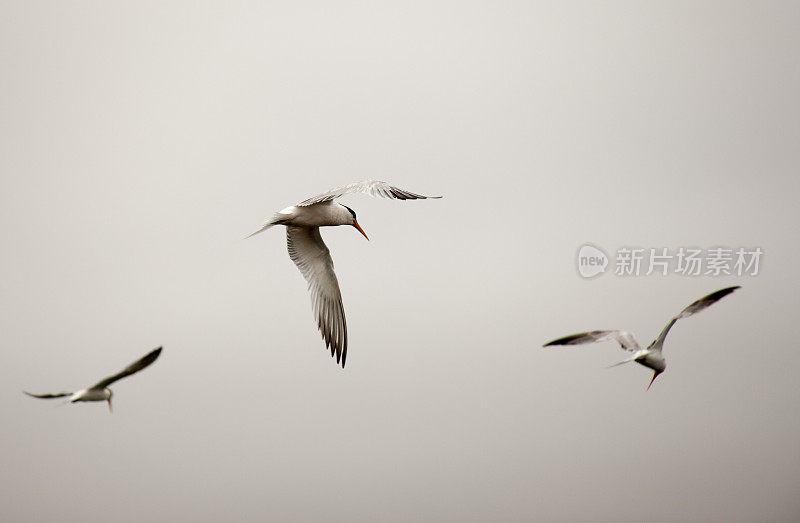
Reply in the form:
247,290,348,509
576,243,608,278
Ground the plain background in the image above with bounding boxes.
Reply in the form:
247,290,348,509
1,2,798,521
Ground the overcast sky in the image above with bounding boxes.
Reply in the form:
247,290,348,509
1,2,799,521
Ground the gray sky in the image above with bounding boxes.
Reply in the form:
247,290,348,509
1,1,799,521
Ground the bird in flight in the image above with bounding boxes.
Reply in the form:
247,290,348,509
543,287,740,389
247,180,441,368
24,347,162,412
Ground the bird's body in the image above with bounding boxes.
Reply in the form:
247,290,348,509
543,287,740,389
635,350,666,375
248,180,441,368
272,201,355,228
24,347,162,412
68,387,112,403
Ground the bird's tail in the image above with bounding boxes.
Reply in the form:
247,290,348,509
245,218,279,239
245,224,273,239
607,349,651,369
244,213,289,240
607,356,639,368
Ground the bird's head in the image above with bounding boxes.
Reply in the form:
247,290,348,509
342,205,369,241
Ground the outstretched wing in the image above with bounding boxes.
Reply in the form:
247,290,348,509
23,391,72,399
92,347,163,389
297,180,441,206
543,330,641,352
287,226,348,367
650,286,741,351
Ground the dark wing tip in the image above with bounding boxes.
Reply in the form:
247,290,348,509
23,391,51,399
387,186,442,201
324,338,346,368
136,346,163,369
544,330,609,347
705,286,741,302
543,333,585,347
23,391,67,399
678,286,741,319
328,346,345,368
144,347,163,362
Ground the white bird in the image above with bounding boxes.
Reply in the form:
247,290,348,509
24,347,162,412
248,180,441,368
543,287,740,389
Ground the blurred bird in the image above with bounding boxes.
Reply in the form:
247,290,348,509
247,180,441,368
24,347,162,412
543,287,740,389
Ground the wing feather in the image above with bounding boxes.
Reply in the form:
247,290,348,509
297,180,441,206
23,391,72,399
287,226,348,367
650,286,740,351
92,347,163,389
543,330,641,352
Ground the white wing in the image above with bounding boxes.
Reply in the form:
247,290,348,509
543,330,642,352
649,286,740,351
297,180,441,206
92,347,163,389
286,226,348,367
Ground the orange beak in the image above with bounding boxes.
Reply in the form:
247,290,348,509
352,221,369,241
107,398,113,413
647,372,660,391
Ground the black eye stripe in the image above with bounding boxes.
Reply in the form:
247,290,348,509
343,205,357,220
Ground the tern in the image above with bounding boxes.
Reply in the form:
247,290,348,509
543,287,740,389
247,180,441,368
24,347,162,412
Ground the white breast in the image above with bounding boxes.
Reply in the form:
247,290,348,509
72,388,111,402
290,202,349,227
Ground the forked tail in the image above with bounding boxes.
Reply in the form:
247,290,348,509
245,215,283,239
607,356,638,368
245,224,273,239
607,349,651,369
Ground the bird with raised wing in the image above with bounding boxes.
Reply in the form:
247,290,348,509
247,181,441,368
543,287,740,389
24,347,162,412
